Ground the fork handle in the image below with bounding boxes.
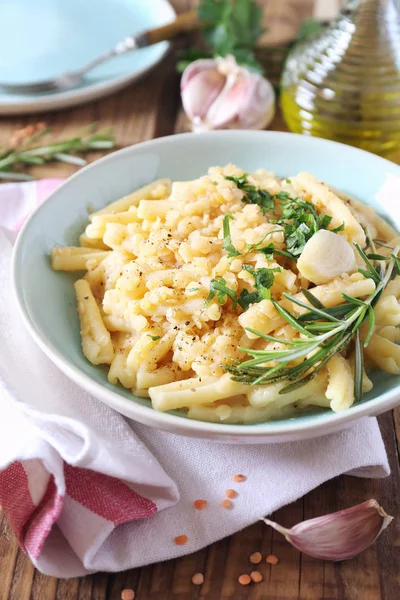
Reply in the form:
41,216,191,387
145,10,199,45
78,10,200,77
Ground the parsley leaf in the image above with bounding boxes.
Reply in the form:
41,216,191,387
206,265,280,312
206,277,239,308
198,0,264,72
243,265,281,301
275,193,345,257
225,174,275,214
223,214,241,257
257,242,296,260
237,288,260,311
147,335,161,341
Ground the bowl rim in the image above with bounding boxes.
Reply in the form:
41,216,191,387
12,130,400,437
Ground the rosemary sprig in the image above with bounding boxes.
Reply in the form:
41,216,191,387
224,246,400,399
0,123,115,182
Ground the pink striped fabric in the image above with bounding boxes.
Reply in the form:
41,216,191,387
0,459,157,560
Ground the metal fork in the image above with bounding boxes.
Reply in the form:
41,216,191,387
0,10,198,95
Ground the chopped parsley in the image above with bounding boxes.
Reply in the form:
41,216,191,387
205,277,239,309
273,193,345,257
147,335,161,341
225,174,275,214
243,265,281,300
223,214,241,258
206,266,280,312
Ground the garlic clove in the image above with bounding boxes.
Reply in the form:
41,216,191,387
263,499,393,561
235,72,276,130
180,58,217,89
181,63,226,122
206,71,275,131
206,76,248,129
297,229,357,285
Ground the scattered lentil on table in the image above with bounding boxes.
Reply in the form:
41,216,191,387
238,574,252,586
225,489,238,499
193,499,208,510
121,590,135,600
233,474,247,483
249,551,262,564
266,554,279,565
221,498,233,509
192,573,204,586
251,571,263,583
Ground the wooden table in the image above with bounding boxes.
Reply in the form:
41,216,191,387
1,1,400,598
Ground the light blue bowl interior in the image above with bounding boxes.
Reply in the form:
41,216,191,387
13,131,400,428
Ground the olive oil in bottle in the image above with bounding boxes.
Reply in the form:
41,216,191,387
281,0,400,157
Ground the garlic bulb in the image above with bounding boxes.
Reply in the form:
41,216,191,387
263,499,392,561
297,229,357,285
181,55,275,132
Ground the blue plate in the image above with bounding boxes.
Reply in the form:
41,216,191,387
12,131,400,443
0,0,175,114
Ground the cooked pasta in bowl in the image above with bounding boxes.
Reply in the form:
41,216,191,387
12,131,400,442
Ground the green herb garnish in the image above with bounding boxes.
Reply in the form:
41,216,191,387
0,123,115,182
274,193,344,257
225,174,275,214
147,335,161,341
224,246,400,397
242,265,280,300
223,214,241,257
206,277,239,308
177,0,265,73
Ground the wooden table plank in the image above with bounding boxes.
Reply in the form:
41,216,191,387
1,0,399,599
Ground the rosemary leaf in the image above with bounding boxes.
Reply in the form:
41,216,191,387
283,292,341,322
364,305,375,347
0,124,116,182
301,287,325,309
271,299,313,336
354,330,364,402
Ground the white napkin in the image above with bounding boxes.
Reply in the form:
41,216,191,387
0,181,390,578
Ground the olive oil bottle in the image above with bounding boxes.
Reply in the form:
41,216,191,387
281,0,400,157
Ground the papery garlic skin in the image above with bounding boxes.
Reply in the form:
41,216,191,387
263,499,392,561
181,55,276,132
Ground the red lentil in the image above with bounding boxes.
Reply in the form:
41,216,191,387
232,474,247,483
121,590,135,600
225,489,238,499
221,498,233,509
249,551,262,564
193,499,208,510
266,554,279,565
192,573,204,586
250,571,263,583
238,574,251,586
174,535,188,545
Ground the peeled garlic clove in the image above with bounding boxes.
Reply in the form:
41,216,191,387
263,499,392,561
297,229,357,285
181,63,226,121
